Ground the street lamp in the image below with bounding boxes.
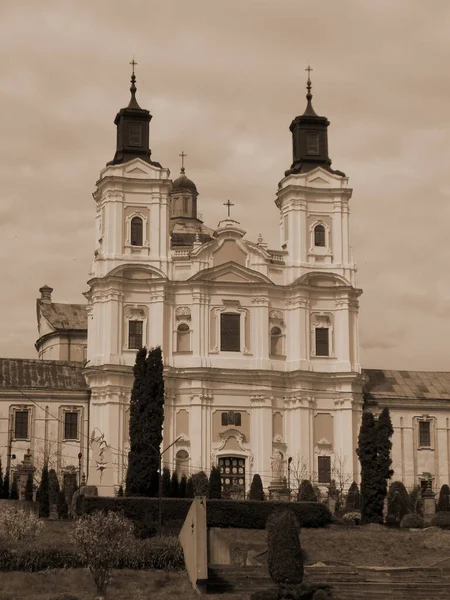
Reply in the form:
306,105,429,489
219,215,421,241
151,436,182,537
77,452,82,490
287,457,293,497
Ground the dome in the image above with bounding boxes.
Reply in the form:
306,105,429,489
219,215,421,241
172,169,198,194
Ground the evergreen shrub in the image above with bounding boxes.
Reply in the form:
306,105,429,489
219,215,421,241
387,481,410,524
431,511,450,529
345,481,361,511
267,508,303,585
400,513,424,529
162,468,171,497
9,478,18,500
24,472,34,501
169,472,180,498
37,464,49,517
437,484,450,512
57,490,69,520
408,485,424,516
77,496,332,529
179,474,187,498
208,467,222,500
192,471,209,497
249,474,265,501
48,469,60,506
297,480,317,502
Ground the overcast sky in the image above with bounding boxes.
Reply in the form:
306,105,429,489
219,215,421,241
1,0,449,371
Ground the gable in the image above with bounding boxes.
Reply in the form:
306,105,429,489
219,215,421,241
189,261,273,284
213,240,247,267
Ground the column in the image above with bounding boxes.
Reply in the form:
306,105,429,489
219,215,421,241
250,396,273,489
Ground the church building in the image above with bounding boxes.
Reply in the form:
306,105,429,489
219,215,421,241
1,67,449,499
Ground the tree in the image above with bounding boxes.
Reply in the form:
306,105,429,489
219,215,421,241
10,477,18,500
37,463,50,517
169,472,179,498
249,474,265,501
179,474,187,498
437,484,450,512
186,476,194,498
3,474,10,500
267,508,303,586
24,472,34,501
357,409,394,524
57,489,69,519
161,468,171,497
48,469,60,506
208,467,222,499
387,481,409,523
126,347,165,497
331,455,354,509
345,481,361,511
192,471,209,497
297,479,317,502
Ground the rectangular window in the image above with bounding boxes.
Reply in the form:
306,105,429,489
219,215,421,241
315,327,330,356
221,412,228,426
64,412,79,440
318,456,331,484
14,410,29,440
307,132,319,155
128,123,142,147
220,313,240,352
419,421,431,447
129,320,143,350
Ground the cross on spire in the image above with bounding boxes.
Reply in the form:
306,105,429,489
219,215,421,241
128,56,139,107
223,199,234,218
179,150,187,173
130,57,138,76
305,64,313,96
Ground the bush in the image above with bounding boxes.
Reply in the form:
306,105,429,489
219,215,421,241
57,490,69,520
387,481,409,524
251,583,332,600
169,472,179,498
431,511,450,529
121,535,184,570
24,472,34,501
209,467,222,500
0,507,44,541
345,481,361,511
400,513,424,529
48,469,60,506
267,508,303,585
192,471,209,497
10,478,18,500
342,511,361,525
437,484,450,512
162,468,171,497
37,463,49,517
186,476,194,498
179,474,187,498
70,511,135,595
385,514,398,527
78,496,332,530
297,480,317,502
249,474,265,501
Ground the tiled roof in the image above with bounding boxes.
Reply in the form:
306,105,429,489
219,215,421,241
0,359,88,391
363,369,450,401
38,301,87,331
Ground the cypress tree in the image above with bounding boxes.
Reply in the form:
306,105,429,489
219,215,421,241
24,471,34,501
267,508,304,586
357,411,379,523
48,469,60,506
297,479,317,502
169,472,179,498
57,489,69,519
377,407,394,507
162,468,171,497
0,459,3,499
3,474,10,499
208,466,222,499
249,474,265,501
437,484,450,512
117,485,124,497
37,463,50,517
192,471,209,497
186,476,194,498
10,477,18,500
387,481,409,523
179,474,187,498
126,347,165,497
345,481,361,511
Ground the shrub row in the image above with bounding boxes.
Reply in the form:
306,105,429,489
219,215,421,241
0,536,184,572
78,496,332,529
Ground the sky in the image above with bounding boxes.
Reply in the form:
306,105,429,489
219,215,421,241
1,0,450,371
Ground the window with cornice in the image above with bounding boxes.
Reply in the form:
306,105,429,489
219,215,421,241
315,327,330,356
419,420,431,448
129,320,143,350
314,224,326,247
220,313,240,352
64,411,79,440
130,216,143,246
14,410,30,440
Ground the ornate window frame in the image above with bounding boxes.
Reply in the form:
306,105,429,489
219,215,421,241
60,406,83,442
11,405,33,442
174,307,192,353
210,301,250,355
123,306,148,352
415,415,435,450
124,211,149,252
308,220,332,257
269,309,285,358
310,313,334,358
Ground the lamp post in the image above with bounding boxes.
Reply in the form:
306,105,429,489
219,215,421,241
77,452,82,490
152,436,182,537
287,457,292,498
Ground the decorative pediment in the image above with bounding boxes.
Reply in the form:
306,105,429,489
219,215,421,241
294,271,351,288
189,261,273,285
219,428,246,445
317,437,332,447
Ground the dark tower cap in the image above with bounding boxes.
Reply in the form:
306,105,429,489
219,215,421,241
107,60,162,168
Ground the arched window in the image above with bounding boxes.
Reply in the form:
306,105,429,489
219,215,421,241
130,216,143,246
177,323,190,352
176,449,189,479
270,326,283,356
314,224,326,247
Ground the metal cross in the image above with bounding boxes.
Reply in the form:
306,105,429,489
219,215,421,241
130,57,138,76
179,150,187,170
223,199,234,218
305,65,313,79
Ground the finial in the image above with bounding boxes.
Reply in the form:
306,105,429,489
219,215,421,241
128,57,140,109
179,150,187,174
305,64,313,102
223,199,234,218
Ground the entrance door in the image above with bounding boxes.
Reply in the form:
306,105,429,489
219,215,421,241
218,457,245,499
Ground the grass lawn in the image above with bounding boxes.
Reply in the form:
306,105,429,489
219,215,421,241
0,570,248,600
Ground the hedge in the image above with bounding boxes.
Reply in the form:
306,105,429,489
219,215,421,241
77,496,332,529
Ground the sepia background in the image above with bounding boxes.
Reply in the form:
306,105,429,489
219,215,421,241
0,0,449,370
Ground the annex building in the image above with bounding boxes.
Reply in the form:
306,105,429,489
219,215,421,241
0,69,448,498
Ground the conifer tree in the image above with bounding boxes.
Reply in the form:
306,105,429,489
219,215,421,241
10,477,18,500
37,463,50,516
48,469,60,506
24,471,34,501
345,481,361,511
186,476,194,498
387,481,409,523
208,466,222,499
169,471,179,498
3,474,10,500
249,474,264,501
377,407,394,505
126,347,165,497
297,479,317,502
192,471,209,497
57,489,69,519
0,459,3,500
437,484,450,512
162,468,171,497
179,474,187,498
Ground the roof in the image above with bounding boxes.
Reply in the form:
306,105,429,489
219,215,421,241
0,358,88,391
38,301,87,331
363,369,450,402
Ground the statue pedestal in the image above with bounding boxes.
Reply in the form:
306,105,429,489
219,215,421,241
268,481,290,502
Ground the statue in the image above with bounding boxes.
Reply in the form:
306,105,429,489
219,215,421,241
271,451,284,482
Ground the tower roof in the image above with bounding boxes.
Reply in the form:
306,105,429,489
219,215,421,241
172,168,198,194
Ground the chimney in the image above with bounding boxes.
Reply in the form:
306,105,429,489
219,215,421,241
39,285,53,303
